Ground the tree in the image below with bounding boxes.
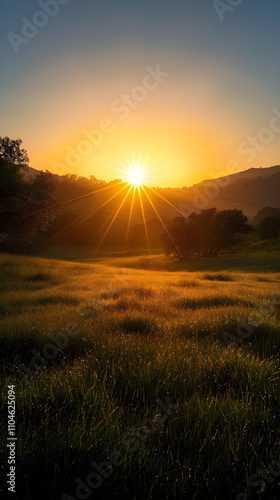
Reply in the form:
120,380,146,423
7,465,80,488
162,217,189,260
162,208,252,260
213,209,252,250
62,173,78,182
0,137,60,243
89,175,107,188
90,175,100,184
0,136,29,166
255,216,280,240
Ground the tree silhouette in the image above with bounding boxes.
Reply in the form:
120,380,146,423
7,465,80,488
255,216,280,240
0,136,29,166
163,208,252,260
0,137,60,243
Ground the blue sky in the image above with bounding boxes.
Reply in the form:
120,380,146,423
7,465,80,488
1,0,280,186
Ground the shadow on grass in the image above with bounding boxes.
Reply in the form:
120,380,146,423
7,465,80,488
175,296,251,310
119,316,158,335
203,273,234,282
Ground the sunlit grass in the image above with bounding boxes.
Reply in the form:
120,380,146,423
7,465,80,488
0,253,280,499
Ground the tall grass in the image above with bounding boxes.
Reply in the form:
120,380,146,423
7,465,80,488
0,253,280,499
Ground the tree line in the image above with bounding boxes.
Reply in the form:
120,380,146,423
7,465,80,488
1,136,280,257
0,137,59,252
162,208,252,260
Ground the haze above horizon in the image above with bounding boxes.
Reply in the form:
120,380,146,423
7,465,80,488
1,1,280,187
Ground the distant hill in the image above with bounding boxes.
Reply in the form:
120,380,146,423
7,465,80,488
198,165,280,188
187,166,280,216
26,164,280,216
25,164,280,248
23,165,61,180
254,207,280,226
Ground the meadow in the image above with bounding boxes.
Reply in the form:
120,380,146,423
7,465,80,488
1,252,280,499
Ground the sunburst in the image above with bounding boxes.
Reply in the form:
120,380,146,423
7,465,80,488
126,167,145,187
49,151,194,253
109,151,184,251
115,151,160,189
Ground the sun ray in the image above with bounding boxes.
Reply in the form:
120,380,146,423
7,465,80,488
136,152,153,174
144,184,189,218
142,178,167,186
62,180,125,204
141,151,149,168
96,184,134,251
132,150,136,168
137,185,150,250
50,182,129,242
144,184,218,242
110,166,131,175
141,159,158,174
144,177,168,182
125,185,136,248
142,165,165,176
124,153,134,170
141,185,179,251
116,159,132,174
28,179,125,216
138,148,142,167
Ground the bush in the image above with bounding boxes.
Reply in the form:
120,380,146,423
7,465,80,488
255,216,280,240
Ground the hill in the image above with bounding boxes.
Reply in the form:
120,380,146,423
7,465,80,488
199,164,280,188
189,167,280,215
24,164,280,249
254,206,280,226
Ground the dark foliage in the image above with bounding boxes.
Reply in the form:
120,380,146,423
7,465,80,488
163,208,252,260
255,216,280,240
0,137,60,244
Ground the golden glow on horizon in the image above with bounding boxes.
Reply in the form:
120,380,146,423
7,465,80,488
43,125,227,188
50,151,192,252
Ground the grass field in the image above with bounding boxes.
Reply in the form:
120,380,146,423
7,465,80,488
1,252,280,499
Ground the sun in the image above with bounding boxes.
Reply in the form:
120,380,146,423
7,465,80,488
126,166,146,187
114,152,160,188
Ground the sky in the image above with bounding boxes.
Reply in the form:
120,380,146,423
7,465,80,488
1,0,280,187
